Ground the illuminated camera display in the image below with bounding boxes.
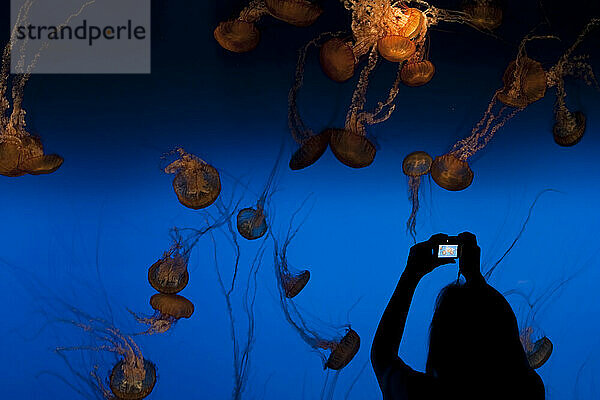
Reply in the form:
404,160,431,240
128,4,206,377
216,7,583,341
438,244,458,258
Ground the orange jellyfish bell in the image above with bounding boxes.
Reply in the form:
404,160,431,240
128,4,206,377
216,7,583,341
329,128,376,169
526,336,553,369
165,149,221,210
430,154,474,191
214,20,260,53
396,8,427,40
0,136,63,177
264,0,323,27
150,293,195,319
282,270,310,298
319,38,356,83
401,59,435,87
109,358,157,400
553,110,586,147
497,57,546,108
377,35,416,63
147,254,189,294
402,151,433,177
462,0,503,31
325,329,360,370
289,130,331,170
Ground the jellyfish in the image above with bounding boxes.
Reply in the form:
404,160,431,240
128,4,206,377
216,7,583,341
264,0,323,27
288,34,338,170
428,34,553,191
505,264,589,370
200,200,266,400
214,1,267,53
55,308,157,400
546,19,599,146
0,1,71,177
147,237,190,294
401,49,436,87
402,151,433,242
215,0,322,53
319,37,356,83
271,205,361,370
461,0,503,31
237,145,282,240
164,147,221,210
131,293,194,335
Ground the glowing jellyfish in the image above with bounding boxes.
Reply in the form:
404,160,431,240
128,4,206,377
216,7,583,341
147,238,190,294
0,4,66,178
428,34,552,191
132,293,195,335
272,207,361,370
377,35,416,63
461,0,503,31
401,51,435,87
546,19,599,146
264,0,323,27
164,147,221,210
237,146,282,240
56,311,157,400
402,151,433,242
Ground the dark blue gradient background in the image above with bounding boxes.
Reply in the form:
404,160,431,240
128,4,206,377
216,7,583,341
0,0,599,398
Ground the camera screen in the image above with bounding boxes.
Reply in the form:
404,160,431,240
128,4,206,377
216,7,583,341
438,244,458,258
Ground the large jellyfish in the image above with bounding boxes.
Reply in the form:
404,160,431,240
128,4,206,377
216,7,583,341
214,0,322,53
546,19,599,147
237,145,282,240
164,147,221,210
271,205,360,371
0,1,87,177
55,308,157,400
402,150,432,243
131,293,195,335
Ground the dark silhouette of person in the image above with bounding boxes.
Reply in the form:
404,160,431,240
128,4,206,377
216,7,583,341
371,232,546,400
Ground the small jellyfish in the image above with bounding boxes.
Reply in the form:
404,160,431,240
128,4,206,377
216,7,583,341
164,147,221,210
317,328,361,370
272,207,360,370
237,146,283,240
402,151,433,242
329,127,377,169
430,153,474,191
264,0,323,27
520,329,553,369
214,20,261,53
289,129,332,170
56,308,157,400
319,38,356,83
401,57,435,87
462,0,503,31
497,56,547,108
147,239,190,294
553,109,586,147
214,0,267,53
132,293,195,335
377,35,416,63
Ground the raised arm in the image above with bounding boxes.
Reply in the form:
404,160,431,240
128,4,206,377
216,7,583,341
371,234,455,394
